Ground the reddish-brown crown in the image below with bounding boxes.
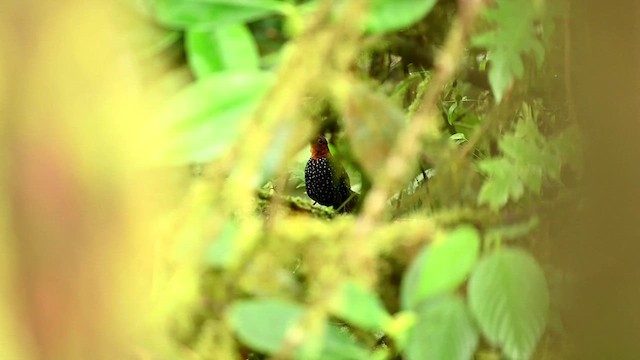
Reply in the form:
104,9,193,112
310,135,331,160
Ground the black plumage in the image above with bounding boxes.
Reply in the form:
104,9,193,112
304,136,359,213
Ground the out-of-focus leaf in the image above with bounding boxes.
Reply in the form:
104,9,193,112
186,24,260,78
338,82,405,177
228,299,305,354
477,157,523,210
478,103,567,209
450,133,468,144
472,0,545,102
204,220,239,269
328,281,392,331
400,226,480,310
366,0,437,34
151,71,274,165
405,295,478,360
155,0,285,29
485,217,539,247
468,249,549,359
320,325,371,360
228,299,370,359
384,311,417,350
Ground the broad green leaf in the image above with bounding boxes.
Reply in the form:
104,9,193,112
151,71,274,165
186,24,260,78
366,0,437,34
401,226,480,310
320,325,371,360
338,82,405,178
405,295,478,360
468,249,549,360
472,0,546,102
155,0,285,29
228,299,305,354
228,299,369,359
328,281,392,331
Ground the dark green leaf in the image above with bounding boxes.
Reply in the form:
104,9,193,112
468,249,549,359
186,24,260,78
406,295,478,360
152,71,274,165
401,226,480,310
366,0,437,34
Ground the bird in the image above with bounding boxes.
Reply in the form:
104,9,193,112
304,135,359,213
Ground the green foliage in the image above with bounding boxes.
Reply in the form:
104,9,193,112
366,0,437,33
469,249,550,359
228,299,305,354
328,281,392,332
401,226,480,310
203,220,239,269
228,299,371,359
155,0,285,29
406,295,478,360
152,71,274,165
338,83,406,177
472,0,546,102
138,0,577,359
186,25,260,78
478,103,567,210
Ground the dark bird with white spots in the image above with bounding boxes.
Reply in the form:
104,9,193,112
304,135,359,213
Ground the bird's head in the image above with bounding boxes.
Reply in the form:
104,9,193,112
310,135,331,160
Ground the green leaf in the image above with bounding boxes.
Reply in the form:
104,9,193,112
405,295,478,360
204,220,239,268
500,135,541,165
472,0,546,102
186,24,260,78
228,299,305,354
485,217,539,247
228,299,370,359
155,0,285,29
366,0,437,33
151,71,274,165
339,83,406,178
328,281,392,331
450,133,468,144
468,249,549,359
477,158,522,210
477,104,569,209
401,226,480,310
320,325,371,360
